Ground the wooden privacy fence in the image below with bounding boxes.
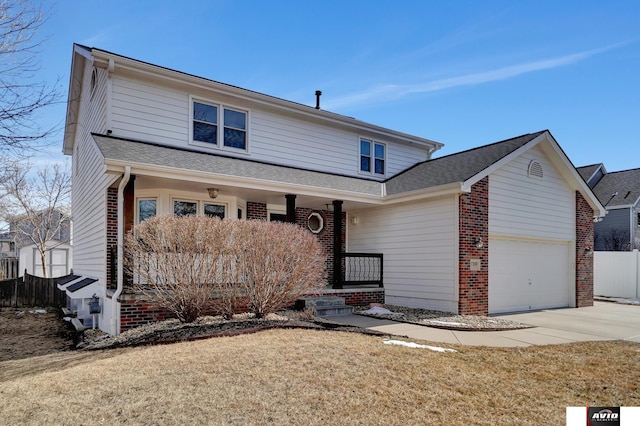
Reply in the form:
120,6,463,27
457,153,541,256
0,272,68,308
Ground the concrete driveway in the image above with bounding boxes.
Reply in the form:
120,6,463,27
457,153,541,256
328,301,640,347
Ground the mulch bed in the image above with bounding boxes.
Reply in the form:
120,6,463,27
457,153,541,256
83,314,391,350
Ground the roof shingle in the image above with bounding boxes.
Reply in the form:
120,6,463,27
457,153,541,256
385,131,546,195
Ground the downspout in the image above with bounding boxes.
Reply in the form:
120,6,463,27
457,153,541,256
110,166,131,335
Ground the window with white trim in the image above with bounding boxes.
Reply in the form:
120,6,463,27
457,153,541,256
174,200,198,217
360,138,385,176
138,198,157,223
192,100,247,150
172,199,227,219
204,203,226,220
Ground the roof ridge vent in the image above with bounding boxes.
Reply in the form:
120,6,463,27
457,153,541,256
528,160,543,179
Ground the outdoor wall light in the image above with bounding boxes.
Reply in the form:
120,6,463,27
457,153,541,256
474,237,484,248
207,188,219,199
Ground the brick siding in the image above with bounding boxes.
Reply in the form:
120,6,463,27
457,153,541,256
458,177,489,316
575,192,595,307
119,298,173,332
247,201,267,220
339,290,384,307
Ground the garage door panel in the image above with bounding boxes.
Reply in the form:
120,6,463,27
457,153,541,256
489,238,572,314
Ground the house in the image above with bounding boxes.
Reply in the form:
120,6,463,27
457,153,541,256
0,232,18,280
62,44,605,335
577,164,640,251
0,233,16,258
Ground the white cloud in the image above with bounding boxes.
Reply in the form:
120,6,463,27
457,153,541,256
324,43,627,110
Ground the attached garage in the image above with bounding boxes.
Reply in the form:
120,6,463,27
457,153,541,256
489,238,573,314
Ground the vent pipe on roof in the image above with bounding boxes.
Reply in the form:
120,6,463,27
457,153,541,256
315,90,322,109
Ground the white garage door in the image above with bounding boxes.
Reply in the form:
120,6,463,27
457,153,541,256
489,238,572,314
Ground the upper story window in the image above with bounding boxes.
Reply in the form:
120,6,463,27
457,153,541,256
192,100,247,150
360,139,385,176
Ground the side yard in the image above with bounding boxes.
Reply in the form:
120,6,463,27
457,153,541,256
0,307,72,362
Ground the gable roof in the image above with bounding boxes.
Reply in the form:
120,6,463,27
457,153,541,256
589,168,640,208
385,130,605,216
385,131,545,195
64,44,443,156
576,163,603,183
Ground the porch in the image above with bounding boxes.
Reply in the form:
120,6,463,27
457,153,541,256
109,174,386,293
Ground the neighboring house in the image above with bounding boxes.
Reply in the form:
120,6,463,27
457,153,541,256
0,233,17,258
0,232,18,280
62,44,605,335
577,164,640,251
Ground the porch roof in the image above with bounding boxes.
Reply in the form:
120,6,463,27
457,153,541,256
93,134,383,199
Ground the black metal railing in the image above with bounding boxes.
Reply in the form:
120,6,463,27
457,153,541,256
335,252,383,289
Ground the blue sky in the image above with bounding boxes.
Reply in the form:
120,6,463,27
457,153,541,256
33,0,640,172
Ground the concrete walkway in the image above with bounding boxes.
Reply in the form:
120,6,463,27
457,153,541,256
325,301,640,347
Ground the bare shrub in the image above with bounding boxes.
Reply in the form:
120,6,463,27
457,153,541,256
233,220,326,318
125,216,326,323
125,215,235,323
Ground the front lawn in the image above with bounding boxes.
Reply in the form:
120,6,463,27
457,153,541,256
1,329,638,425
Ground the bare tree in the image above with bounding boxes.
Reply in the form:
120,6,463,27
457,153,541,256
602,229,631,251
0,0,59,154
1,163,71,277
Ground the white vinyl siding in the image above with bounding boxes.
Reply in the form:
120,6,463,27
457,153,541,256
348,196,458,312
72,65,116,285
111,76,189,146
108,77,431,179
489,146,575,241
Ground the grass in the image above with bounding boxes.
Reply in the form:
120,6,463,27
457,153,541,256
1,329,639,425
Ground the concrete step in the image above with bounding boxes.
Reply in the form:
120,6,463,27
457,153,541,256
295,296,354,317
314,305,354,317
295,296,346,309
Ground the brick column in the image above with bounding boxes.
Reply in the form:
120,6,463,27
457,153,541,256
576,192,595,307
458,177,489,316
